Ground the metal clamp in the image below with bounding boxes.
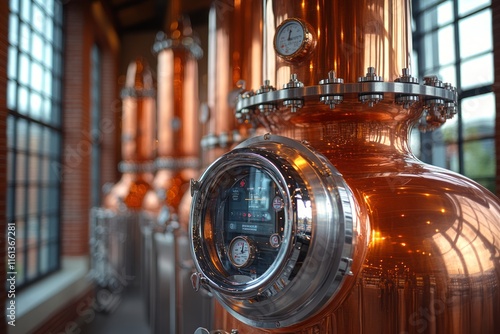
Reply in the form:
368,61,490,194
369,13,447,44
358,67,384,107
283,74,304,112
235,67,458,131
319,70,344,109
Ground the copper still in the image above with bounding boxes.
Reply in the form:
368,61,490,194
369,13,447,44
189,0,500,333
142,16,202,217
103,58,155,211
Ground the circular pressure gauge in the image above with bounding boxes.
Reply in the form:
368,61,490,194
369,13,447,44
229,236,256,268
274,18,316,61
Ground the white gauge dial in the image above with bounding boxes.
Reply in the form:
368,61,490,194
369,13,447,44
229,236,255,268
274,18,316,61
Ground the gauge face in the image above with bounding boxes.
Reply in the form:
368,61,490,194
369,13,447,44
229,236,255,268
275,19,305,56
274,18,316,61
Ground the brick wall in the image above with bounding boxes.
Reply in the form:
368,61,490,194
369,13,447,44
62,0,93,256
0,0,8,332
493,0,500,197
62,1,120,256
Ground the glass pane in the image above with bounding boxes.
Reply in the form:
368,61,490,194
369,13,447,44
44,43,53,69
53,25,62,49
438,26,455,66
40,126,49,154
461,93,495,139
48,187,59,212
17,119,28,151
32,32,44,63
44,70,52,96
19,53,30,86
460,53,493,90
40,157,49,183
7,116,15,148
458,0,490,16
30,91,43,119
32,4,45,33
49,215,59,239
422,28,455,71
49,242,59,270
20,22,30,53
30,123,42,151
49,159,62,183
459,9,492,59
419,1,454,33
438,65,457,87
9,15,19,46
27,244,37,279
40,242,48,274
42,98,51,122
28,186,39,215
21,0,31,22
464,139,495,179
7,80,17,110
18,86,29,114
54,0,62,24
10,0,20,13
416,0,441,12
29,155,39,182
45,14,53,42
440,117,458,144
31,60,43,92
48,129,60,155
15,185,25,215
8,46,17,79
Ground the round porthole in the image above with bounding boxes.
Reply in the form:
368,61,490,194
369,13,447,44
190,134,357,328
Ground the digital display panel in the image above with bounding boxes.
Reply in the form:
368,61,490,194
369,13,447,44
224,167,279,235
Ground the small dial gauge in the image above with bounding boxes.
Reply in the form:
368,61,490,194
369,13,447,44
229,236,256,268
274,18,316,61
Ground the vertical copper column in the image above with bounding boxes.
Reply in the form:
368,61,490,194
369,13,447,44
201,0,264,168
262,0,412,88
142,16,202,217
103,58,155,211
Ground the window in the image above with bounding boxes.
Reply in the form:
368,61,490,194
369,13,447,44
7,0,63,288
412,0,495,192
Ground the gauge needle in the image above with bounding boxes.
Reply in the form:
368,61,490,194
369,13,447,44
288,29,292,41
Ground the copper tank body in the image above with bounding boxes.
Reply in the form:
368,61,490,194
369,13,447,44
103,58,155,211
207,0,500,333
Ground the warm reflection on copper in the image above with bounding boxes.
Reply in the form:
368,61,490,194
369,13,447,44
202,0,263,168
216,103,500,334
104,58,155,211
212,0,500,331
262,0,412,89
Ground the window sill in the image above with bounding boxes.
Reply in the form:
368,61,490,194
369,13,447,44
8,256,92,334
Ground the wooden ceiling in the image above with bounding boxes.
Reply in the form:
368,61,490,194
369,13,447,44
106,0,212,33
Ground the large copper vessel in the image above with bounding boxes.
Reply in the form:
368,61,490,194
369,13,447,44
103,58,155,211
142,16,202,216
189,0,500,333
